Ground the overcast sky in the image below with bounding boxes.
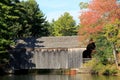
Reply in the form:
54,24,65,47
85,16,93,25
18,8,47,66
36,0,90,24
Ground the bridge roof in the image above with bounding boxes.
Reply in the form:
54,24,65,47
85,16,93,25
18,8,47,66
15,36,86,48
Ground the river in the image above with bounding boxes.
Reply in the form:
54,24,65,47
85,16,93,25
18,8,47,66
0,74,120,80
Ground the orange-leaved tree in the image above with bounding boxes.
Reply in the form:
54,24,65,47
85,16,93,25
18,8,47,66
79,0,120,37
79,0,120,67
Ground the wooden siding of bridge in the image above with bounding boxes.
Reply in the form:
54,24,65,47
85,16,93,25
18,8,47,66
10,48,84,69
30,48,83,69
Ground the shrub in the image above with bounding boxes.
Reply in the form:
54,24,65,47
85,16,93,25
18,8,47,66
103,64,118,75
83,58,118,75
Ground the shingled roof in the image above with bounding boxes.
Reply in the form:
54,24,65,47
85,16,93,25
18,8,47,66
15,36,86,48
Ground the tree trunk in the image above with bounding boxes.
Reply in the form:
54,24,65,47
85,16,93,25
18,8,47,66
112,43,118,68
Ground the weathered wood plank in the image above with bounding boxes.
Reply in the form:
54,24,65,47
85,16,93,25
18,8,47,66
10,48,85,69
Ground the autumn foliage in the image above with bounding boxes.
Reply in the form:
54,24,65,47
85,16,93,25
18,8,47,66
79,0,120,38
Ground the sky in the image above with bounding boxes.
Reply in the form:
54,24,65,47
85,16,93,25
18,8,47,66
36,0,90,24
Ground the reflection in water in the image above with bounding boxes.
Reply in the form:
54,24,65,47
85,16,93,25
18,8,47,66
1,74,120,80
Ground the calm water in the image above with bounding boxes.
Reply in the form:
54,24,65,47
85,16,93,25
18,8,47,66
0,74,120,80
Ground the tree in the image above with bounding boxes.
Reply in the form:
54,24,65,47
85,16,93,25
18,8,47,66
79,0,120,36
79,2,88,9
104,20,120,67
17,0,50,38
0,0,20,52
50,12,77,36
79,0,120,67
0,0,50,63
0,0,21,64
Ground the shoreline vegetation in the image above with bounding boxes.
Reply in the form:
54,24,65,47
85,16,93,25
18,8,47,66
81,58,120,76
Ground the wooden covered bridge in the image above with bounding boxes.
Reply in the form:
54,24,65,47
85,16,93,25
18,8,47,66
10,36,87,71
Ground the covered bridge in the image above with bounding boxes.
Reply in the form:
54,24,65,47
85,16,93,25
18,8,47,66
10,36,86,70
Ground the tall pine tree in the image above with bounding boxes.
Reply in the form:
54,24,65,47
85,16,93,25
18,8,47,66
0,0,20,52
19,0,50,37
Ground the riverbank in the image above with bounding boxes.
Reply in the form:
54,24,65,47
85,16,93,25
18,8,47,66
80,58,120,76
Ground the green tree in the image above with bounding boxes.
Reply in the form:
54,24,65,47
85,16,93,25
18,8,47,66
0,0,50,62
0,0,21,63
50,12,77,36
79,2,88,9
103,20,120,67
0,0,20,52
18,0,50,38
95,33,113,65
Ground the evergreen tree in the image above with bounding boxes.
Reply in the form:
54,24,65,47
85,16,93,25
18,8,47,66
0,0,20,52
19,0,50,37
